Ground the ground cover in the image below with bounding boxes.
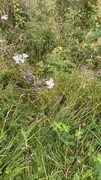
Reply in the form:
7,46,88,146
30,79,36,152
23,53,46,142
0,0,101,179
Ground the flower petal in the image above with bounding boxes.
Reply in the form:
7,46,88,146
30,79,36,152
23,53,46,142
22,53,29,58
1,14,8,20
45,78,54,89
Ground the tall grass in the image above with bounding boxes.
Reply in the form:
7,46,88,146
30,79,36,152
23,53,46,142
0,69,101,179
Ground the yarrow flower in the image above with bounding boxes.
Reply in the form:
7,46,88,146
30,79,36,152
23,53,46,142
45,78,54,89
13,55,24,64
13,53,29,64
22,53,29,58
1,14,8,20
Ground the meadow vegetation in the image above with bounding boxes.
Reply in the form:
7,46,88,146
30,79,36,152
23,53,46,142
0,0,101,179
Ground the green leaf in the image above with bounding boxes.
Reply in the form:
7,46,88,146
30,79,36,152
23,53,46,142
82,169,93,179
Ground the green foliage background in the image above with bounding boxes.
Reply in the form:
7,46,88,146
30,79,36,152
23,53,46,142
0,0,101,179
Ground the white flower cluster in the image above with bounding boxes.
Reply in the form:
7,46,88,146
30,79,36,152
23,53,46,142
1,14,8,20
45,78,54,89
13,53,29,64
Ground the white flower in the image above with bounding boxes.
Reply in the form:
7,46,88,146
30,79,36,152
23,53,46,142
45,78,55,89
13,55,25,64
1,14,8,20
22,53,29,58
13,55,20,64
13,53,29,64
